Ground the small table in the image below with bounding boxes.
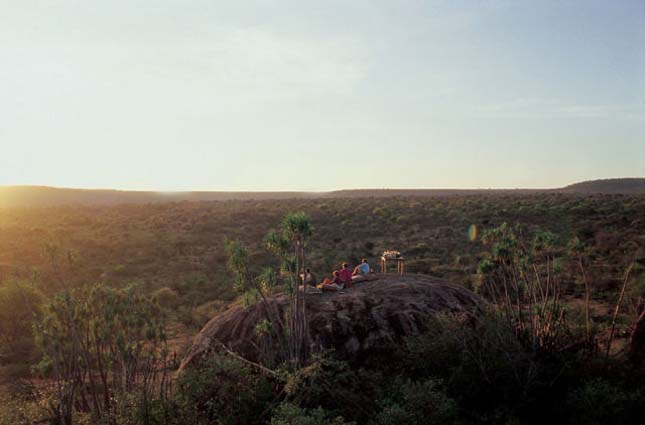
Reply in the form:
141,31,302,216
380,256,405,275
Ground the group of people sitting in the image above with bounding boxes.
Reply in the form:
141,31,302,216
300,259,372,292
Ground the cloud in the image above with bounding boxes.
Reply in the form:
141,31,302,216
126,27,368,102
213,28,365,94
554,104,644,119
474,98,645,120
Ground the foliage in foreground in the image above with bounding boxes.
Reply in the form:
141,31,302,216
270,403,350,425
2,307,643,425
0,280,43,369
33,284,170,425
164,310,642,425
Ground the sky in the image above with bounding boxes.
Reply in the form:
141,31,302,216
1,0,643,191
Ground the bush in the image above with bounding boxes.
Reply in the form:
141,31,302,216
372,378,457,425
109,391,177,425
33,284,169,424
0,281,43,365
566,379,642,425
0,384,56,425
404,312,581,424
154,287,180,310
282,354,381,423
175,353,276,425
270,403,350,425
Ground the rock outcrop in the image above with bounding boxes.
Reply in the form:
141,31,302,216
180,274,485,371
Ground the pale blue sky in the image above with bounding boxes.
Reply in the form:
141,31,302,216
1,0,643,191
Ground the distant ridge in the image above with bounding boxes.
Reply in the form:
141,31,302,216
0,186,315,208
561,178,645,194
0,186,543,208
0,179,642,208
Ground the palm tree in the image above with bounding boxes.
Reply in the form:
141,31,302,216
266,212,313,365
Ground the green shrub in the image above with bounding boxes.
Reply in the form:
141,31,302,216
110,391,177,425
283,354,381,423
270,403,350,425
372,378,457,425
33,284,169,424
0,280,43,365
154,286,180,310
404,312,581,424
566,379,641,425
0,384,56,425
175,354,276,425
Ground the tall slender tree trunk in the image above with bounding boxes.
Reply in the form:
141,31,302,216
577,255,591,342
606,264,634,362
301,244,308,358
630,309,645,365
293,242,301,364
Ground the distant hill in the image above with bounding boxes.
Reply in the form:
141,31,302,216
0,186,550,208
1,179,643,207
0,186,316,208
561,178,645,194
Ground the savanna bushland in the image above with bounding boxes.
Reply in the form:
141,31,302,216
0,192,644,424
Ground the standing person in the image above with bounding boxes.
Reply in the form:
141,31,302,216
353,258,370,276
339,263,353,286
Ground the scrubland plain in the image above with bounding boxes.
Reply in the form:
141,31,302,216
1,191,644,424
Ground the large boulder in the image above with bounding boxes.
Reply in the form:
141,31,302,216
180,274,485,371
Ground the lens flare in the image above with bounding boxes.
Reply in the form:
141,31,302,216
468,224,478,241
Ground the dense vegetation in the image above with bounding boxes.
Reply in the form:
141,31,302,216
1,193,644,423
3,177,645,207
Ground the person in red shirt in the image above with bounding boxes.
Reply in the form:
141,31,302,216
339,263,353,286
319,271,344,291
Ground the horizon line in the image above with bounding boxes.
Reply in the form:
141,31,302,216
2,177,644,194
1,183,562,193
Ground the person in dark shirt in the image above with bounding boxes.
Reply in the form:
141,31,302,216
339,263,353,286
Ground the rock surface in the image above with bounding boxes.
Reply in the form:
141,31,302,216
180,274,485,370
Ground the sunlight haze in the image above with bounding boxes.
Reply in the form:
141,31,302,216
1,0,643,191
